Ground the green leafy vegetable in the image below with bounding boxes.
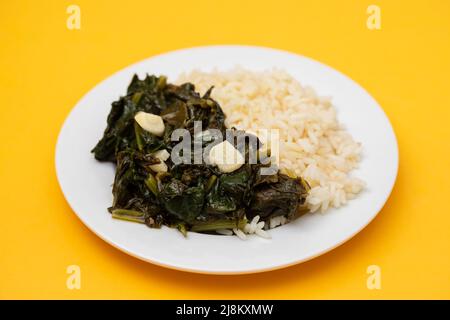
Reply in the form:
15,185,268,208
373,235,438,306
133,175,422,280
93,74,310,236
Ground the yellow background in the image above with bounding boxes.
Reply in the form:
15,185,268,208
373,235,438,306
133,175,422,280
1,0,449,299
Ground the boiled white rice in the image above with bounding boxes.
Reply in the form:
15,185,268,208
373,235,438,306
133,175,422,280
177,67,365,238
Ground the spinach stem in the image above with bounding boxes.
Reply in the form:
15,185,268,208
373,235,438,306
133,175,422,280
112,213,145,224
111,208,145,217
205,175,217,193
145,173,159,196
134,122,144,151
191,218,247,232
111,209,145,224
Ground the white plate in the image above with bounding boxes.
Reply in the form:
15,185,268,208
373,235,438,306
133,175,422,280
55,45,398,274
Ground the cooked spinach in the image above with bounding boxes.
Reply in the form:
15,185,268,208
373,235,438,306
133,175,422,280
92,74,309,235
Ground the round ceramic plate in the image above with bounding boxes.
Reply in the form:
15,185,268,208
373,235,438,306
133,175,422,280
55,45,398,274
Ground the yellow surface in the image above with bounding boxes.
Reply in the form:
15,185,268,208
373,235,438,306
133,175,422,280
1,0,449,299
